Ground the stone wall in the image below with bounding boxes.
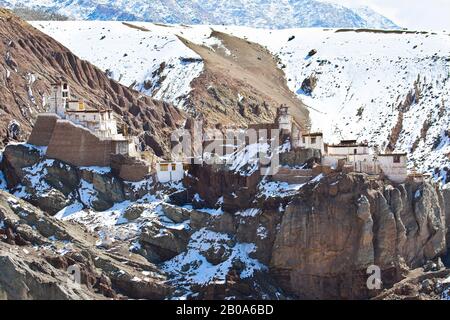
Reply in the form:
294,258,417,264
279,147,321,167
27,114,59,146
110,154,150,182
46,120,113,167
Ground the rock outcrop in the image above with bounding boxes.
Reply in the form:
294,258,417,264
1,141,449,300
0,190,171,299
1,143,129,213
269,173,447,299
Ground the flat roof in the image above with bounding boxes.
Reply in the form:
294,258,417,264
378,153,407,156
328,143,368,148
303,132,323,137
65,109,112,113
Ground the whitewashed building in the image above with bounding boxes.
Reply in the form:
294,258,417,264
276,105,292,132
322,140,371,168
376,153,408,183
46,80,139,157
299,133,325,153
275,105,303,148
156,162,187,183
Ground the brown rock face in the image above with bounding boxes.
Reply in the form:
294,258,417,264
0,190,171,299
269,173,447,299
185,163,261,211
1,143,126,213
0,9,185,156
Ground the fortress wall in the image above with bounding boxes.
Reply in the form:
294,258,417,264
119,164,150,182
46,120,113,167
110,154,150,182
27,114,59,146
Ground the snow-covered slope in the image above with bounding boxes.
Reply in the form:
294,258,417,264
31,21,450,184
7,0,399,29
30,21,203,108
216,26,450,181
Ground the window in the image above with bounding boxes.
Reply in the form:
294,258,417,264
183,163,189,171
63,83,68,90
159,164,169,172
302,137,306,144
171,163,176,171
62,92,68,98
393,155,401,163
354,149,357,155
311,137,316,144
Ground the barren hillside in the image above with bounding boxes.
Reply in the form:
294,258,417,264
179,31,309,128
0,9,185,156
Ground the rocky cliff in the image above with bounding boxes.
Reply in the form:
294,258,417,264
0,189,171,299
1,143,449,299
269,174,447,299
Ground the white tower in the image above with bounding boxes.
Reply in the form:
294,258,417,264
276,105,292,133
48,81,70,117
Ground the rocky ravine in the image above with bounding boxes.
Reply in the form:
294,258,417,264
1,142,450,299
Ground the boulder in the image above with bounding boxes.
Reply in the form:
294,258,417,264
122,204,147,221
1,143,43,188
79,169,125,211
160,203,190,223
139,222,191,263
28,188,71,216
189,209,211,230
300,74,318,95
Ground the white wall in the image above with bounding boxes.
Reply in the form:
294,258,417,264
278,114,292,131
48,84,68,117
327,145,369,156
378,155,407,183
66,112,118,138
300,135,324,153
156,162,185,183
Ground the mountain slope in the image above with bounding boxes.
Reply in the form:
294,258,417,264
350,6,399,30
31,21,309,128
31,21,450,184
2,0,399,29
178,31,309,128
0,9,185,156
